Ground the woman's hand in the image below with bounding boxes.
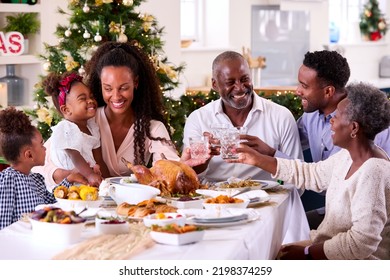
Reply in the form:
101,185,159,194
239,135,276,157
276,245,306,260
224,143,262,166
224,143,278,175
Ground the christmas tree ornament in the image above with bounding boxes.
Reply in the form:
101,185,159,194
65,29,72,37
43,62,51,72
118,33,128,43
78,65,86,76
94,32,102,42
123,0,134,6
83,3,90,13
83,30,91,39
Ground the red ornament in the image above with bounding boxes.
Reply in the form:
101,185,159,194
370,31,382,41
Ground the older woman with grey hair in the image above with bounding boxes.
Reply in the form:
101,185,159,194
226,82,390,260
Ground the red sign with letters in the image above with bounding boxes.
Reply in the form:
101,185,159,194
0,32,25,56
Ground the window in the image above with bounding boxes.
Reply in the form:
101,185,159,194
180,0,202,42
180,0,229,48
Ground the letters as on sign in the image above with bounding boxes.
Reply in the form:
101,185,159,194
0,32,25,56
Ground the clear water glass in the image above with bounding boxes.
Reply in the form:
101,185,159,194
210,123,229,148
189,136,209,160
220,129,240,159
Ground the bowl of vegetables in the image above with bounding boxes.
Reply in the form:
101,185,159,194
29,206,86,245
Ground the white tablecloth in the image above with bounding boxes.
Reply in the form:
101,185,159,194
0,185,309,260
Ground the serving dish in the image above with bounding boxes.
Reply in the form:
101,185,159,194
29,207,86,244
55,196,104,210
95,217,129,235
143,212,186,227
30,218,86,244
202,195,249,210
109,183,160,205
150,229,204,245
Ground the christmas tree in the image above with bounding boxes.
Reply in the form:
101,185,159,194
359,0,388,41
25,0,184,141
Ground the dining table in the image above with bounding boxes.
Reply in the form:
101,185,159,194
0,183,310,260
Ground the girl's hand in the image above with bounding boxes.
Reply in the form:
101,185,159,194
66,172,88,185
86,172,103,188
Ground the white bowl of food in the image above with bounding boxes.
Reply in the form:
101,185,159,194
150,224,204,245
202,195,249,210
29,207,86,245
109,183,160,205
143,212,186,227
95,210,129,235
95,217,129,235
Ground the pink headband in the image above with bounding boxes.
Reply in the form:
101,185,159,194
58,73,83,106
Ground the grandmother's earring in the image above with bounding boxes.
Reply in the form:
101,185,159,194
350,133,356,138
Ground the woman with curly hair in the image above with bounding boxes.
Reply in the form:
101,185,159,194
227,82,390,259
84,41,179,175
36,42,206,186
0,107,86,229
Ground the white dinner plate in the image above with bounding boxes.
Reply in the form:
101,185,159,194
192,213,248,224
182,208,260,228
248,196,271,207
105,176,138,185
257,180,280,189
186,214,259,227
214,180,268,191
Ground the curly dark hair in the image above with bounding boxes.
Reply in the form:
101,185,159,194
0,107,36,164
84,41,173,165
345,82,390,140
303,50,350,91
41,71,83,115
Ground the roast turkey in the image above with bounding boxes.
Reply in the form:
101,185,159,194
121,156,201,196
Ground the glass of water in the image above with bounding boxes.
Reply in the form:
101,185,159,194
189,136,209,160
210,123,229,148
220,129,240,159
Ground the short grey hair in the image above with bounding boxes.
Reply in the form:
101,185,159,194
212,51,247,78
345,82,390,140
